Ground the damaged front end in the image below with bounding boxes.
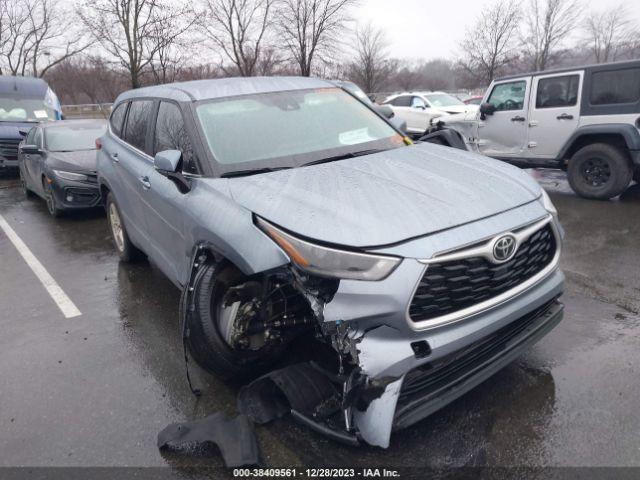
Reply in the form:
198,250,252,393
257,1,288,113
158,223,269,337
181,212,565,449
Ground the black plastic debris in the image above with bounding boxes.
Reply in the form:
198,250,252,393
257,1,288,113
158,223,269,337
238,363,340,424
157,413,261,468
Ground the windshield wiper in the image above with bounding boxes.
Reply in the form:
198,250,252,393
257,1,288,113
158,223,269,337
301,148,386,167
221,166,292,178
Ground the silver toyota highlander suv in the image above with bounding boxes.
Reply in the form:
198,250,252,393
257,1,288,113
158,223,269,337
97,77,564,448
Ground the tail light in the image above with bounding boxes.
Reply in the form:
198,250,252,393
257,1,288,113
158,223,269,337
95,138,102,150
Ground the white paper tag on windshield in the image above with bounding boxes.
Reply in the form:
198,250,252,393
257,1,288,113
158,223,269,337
34,110,48,119
339,128,373,145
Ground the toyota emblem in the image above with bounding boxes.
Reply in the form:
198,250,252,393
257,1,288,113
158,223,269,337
493,235,517,262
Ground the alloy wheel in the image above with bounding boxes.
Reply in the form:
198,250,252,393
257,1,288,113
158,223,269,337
109,203,125,252
581,157,611,187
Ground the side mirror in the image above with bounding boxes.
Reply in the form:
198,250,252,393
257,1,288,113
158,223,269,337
20,144,41,155
154,149,181,173
374,104,395,119
479,102,496,119
154,149,191,193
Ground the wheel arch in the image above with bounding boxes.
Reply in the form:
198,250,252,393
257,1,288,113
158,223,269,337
560,124,640,164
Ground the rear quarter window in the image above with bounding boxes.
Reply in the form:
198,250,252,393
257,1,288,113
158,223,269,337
590,68,640,105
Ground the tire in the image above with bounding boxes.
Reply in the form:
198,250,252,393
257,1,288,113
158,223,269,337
186,263,281,380
20,169,34,198
106,192,143,262
567,143,633,200
43,178,62,217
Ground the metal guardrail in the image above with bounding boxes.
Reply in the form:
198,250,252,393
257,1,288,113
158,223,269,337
61,103,113,119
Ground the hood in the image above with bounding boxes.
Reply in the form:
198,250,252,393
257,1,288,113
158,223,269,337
226,144,542,248
47,150,98,173
433,104,479,115
0,122,37,140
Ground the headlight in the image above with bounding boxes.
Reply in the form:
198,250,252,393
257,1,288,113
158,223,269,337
53,170,88,182
256,217,401,281
539,188,558,217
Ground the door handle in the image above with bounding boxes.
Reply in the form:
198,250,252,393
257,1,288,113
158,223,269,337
111,153,119,163
510,116,526,122
556,113,574,120
139,175,151,190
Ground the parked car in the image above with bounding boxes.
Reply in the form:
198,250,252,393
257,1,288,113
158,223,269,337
0,76,62,171
424,60,640,200
383,91,478,137
98,77,564,448
18,119,106,216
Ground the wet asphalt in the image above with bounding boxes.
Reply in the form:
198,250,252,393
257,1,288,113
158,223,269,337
0,168,639,471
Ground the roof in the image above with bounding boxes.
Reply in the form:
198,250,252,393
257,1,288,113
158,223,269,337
43,119,106,129
495,59,640,82
115,76,334,104
0,76,50,98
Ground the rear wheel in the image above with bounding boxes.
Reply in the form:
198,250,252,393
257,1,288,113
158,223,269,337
106,193,143,262
567,143,633,200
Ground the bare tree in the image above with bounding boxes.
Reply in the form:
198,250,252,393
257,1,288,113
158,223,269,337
584,5,632,64
78,0,190,89
521,0,581,71
277,0,357,77
0,0,88,77
458,0,521,85
199,0,275,77
348,22,392,93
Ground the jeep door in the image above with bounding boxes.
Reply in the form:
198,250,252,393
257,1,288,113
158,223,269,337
478,78,531,157
116,99,155,247
141,100,195,284
527,72,581,159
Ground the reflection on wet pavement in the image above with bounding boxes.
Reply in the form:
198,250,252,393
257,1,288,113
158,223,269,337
0,168,639,468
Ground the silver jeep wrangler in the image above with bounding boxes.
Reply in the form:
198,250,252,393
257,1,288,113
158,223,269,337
425,60,640,200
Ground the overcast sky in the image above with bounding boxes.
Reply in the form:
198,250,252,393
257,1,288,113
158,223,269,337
357,0,640,60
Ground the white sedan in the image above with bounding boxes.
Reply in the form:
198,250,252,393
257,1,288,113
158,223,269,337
383,91,478,137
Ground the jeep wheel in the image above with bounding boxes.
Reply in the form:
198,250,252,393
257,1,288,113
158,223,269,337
106,193,143,262
185,263,288,380
567,143,633,200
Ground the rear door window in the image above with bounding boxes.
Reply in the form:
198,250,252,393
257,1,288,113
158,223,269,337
123,100,154,153
389,96,412,107
536,75,580,108
590,68,640,105
110,102,128,138
153,101,199,174
487,81,526,111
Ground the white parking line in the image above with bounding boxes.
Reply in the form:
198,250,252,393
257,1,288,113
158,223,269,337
0,213,81,319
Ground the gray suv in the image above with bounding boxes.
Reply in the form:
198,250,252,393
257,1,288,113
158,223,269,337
97,77,564,448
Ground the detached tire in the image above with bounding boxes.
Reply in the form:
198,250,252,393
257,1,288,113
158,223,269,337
567,143,632,200
106,193,143,262
186,263,278,380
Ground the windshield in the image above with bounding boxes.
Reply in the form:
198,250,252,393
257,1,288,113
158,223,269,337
0,97,56,122
45,124,106,152
196,88,403,173
424,93,465,107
